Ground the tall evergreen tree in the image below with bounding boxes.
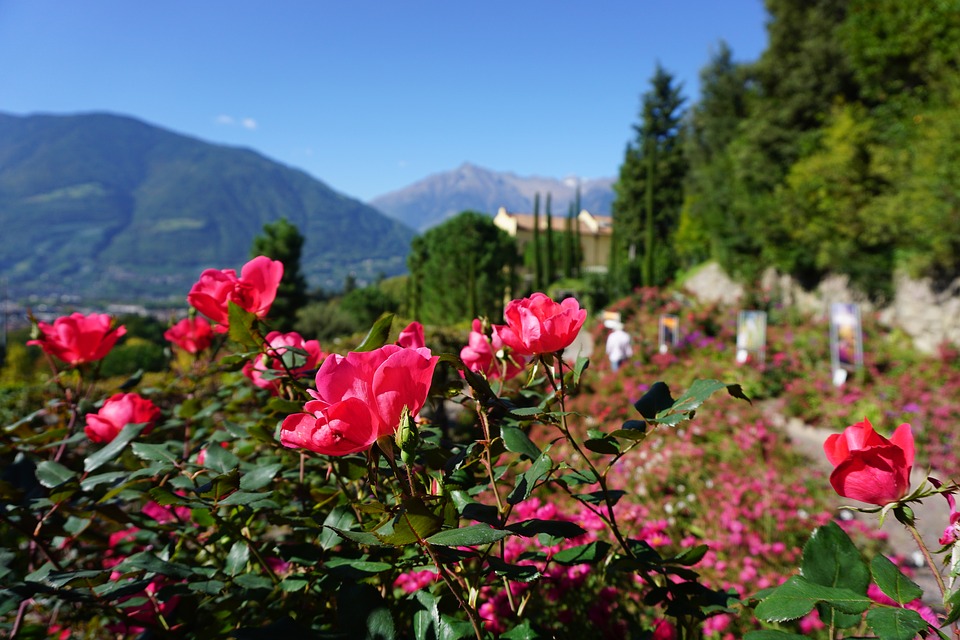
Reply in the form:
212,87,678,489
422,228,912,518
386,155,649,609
545,193,555,284
574,186,582,278
612,64,687,287
563,203,575,278
532,193,543,290
250,217,308,332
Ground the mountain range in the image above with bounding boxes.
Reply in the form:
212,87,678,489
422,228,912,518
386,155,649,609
0,112,415,302
370,163,615,232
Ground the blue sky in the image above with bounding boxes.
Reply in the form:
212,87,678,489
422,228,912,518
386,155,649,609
0,1,768,202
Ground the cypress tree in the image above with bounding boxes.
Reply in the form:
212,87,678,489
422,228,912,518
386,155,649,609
564,203,574,278
545,193,555,285
574,186,582,278
533,193,543,290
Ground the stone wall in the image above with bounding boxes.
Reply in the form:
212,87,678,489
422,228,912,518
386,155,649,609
681,262,960,353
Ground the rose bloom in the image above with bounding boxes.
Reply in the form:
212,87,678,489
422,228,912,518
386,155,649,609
85,393,161,443
493,292,586,357
397,321,425,349
187,255,283,328
28,312,126,365
242,331,323,394
823,418,914,506
280,344,438,456
460,318,525,380
164,316,214,353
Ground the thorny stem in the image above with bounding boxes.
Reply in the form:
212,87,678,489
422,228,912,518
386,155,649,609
905,520,948,601
541,352,635,560
476,403,505,515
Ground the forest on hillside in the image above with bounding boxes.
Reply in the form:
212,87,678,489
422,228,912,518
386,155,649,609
612,0,960,301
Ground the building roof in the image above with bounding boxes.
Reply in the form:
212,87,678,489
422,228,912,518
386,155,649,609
494,207,613,236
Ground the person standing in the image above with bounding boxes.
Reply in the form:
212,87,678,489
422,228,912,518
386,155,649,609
605,322,632,372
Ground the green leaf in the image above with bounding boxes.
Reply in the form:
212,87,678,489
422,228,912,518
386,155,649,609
338,583,396,640
865,607,930,640
240,463,282,491
486,556,541,582
501,619,545,639
870,555,923,605
553,541,611,566
356,312,394,352
670,544,709,566
426,524,511,547
374,497,443,546
326,526,386,547
508,406,543,417
35,460,75,488
572,356,589,386
507,452,552,505
225,541,250,577
130,442,180,465
573,490,625,507
228,301,259,348
944,587,960,626
501,425,541,460
655,379,751,426
584,436,620,455
801,521,870,594
202,442,240,474
84,423,148,473
319,506,355,550
753,575,871,622
507,519,586,539
634,381,675,420
118,368,144,391
233,573,273,590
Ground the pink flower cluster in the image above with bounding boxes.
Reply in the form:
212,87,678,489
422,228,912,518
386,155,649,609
28,312,126,365
187,255,283,330
242,330,324,395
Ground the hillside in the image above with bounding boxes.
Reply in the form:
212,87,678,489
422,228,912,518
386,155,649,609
370,162,615,232
0,112,415,301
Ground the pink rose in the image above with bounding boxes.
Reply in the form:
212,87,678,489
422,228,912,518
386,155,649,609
823,418,914,505
85,393,161,443
164,316,214,353
280,345,438,456
397,321,425,349
460,318,525,380
493,292,586,357
186,255,283,328
242,331,324,394
28,313,126,365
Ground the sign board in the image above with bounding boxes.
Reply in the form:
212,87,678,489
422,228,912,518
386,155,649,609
736,310,767,364
658,314,679,353
829,303,863,385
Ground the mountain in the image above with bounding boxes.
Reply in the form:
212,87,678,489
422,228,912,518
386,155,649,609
370,163,616,232
0,112,415,302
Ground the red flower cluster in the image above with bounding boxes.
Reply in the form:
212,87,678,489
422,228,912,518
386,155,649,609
85,393,161,443
280,345,438,456
28,312,126,365
242,330,324,395
164,316,214,354
187,256,283,329
493,292,585,357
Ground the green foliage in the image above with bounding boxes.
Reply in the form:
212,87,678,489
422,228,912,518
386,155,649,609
99,338,167,378
339,285,400,330
407,211,518,324
295,300,357,341
251,217,309,332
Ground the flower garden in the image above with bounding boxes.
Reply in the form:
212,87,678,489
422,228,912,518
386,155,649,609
1,258,959,639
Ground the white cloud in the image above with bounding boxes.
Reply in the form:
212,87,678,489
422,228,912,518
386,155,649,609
214,114,257,130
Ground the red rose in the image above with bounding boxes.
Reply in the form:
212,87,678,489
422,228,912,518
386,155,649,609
164,316,214,354
396,321,425,349
460,318,525,380
242,331,324,395
85,393,161,443
28,313,126,366
493,292,586,357
187,256,283,328
280,345,438,456
823,418,914,505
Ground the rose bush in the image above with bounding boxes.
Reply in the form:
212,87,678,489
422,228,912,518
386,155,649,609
27,312,126,365
460,318,525,380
